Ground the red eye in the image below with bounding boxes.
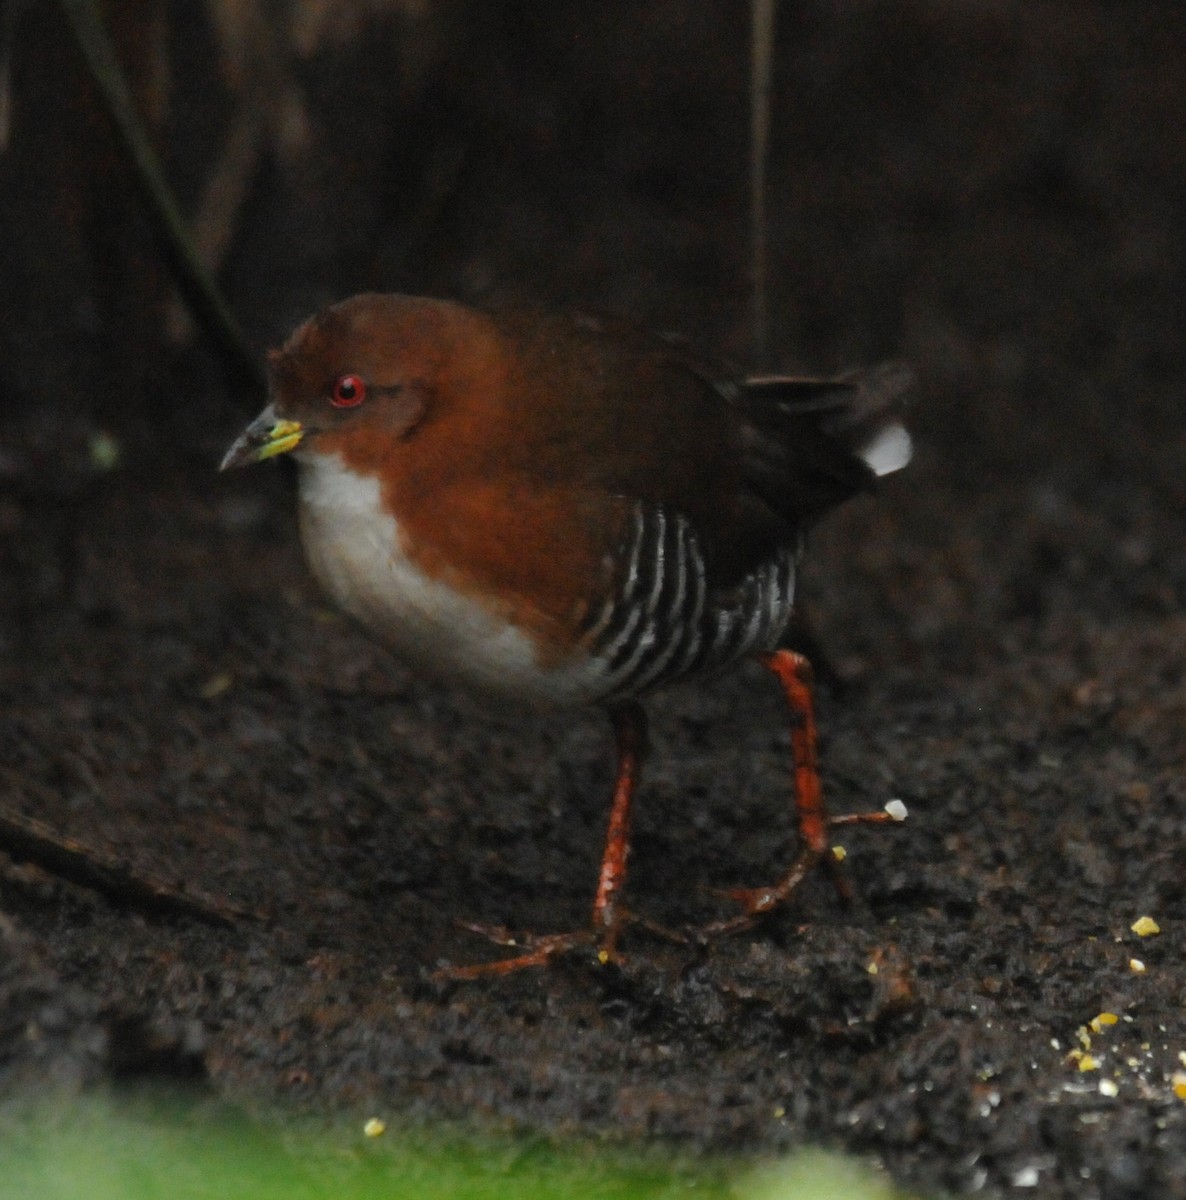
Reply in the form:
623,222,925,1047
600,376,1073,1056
330,374,366,408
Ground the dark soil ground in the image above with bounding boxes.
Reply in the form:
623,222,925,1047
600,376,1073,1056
3,3,1186,1197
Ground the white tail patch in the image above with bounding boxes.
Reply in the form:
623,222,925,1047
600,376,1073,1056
858,422,912,477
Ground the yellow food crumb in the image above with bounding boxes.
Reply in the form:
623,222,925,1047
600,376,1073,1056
1174,1074,1186,1101
1077,1055,1100,1072
1076,1027,1092,1050
199,673,234,700
831,845,847,862
1131,916,1161,937
866,961,879,975
1129,958,1146,973
363,1118,386,1138
1090,1013,1119,1032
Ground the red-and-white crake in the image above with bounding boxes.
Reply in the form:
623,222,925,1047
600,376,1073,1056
221,293,912,978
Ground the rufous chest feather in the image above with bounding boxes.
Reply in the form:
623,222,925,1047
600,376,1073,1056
294,450,615,707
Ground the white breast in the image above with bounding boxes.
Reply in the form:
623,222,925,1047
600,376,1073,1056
294,452,607,708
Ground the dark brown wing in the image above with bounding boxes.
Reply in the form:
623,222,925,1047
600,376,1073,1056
491,310,911,589
736,364,914,528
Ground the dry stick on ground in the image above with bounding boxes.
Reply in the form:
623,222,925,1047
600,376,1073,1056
0,773,263,928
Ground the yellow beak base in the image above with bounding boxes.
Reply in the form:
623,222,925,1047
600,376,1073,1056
220,407,304,471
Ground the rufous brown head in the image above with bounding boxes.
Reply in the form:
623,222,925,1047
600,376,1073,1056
220,293,481,472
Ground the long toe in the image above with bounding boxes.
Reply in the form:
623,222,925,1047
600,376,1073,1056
432,927,598,981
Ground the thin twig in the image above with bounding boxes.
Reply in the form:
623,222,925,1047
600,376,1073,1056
165,104,266,345
0,0,20,151
750,0,777,370
56,0,265,396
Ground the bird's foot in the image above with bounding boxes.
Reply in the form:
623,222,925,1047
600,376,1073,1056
432,923,598,980
433,909,689,981
697,800,908,938
696,846,822,938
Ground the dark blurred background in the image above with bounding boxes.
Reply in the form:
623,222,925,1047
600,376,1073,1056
4,2,1183,521
5,0,1185,663
6,1,1178,453
3,4,1186,1196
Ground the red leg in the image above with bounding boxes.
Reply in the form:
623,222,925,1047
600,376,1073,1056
590,701,648,955
765,649,829,859
434,701,648,980
703,649,901,935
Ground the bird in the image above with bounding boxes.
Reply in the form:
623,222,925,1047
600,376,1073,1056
220,293,912,978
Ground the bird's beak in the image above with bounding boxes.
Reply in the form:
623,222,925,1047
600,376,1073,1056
219,404,304,470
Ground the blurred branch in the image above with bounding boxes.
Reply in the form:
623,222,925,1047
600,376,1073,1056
0,0,20,149
56,0,266,396
164,103,266,346
750,0,776,371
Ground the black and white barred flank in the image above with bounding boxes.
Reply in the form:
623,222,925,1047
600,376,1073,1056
580,502,799,702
